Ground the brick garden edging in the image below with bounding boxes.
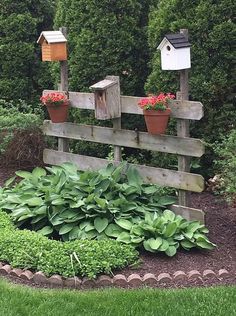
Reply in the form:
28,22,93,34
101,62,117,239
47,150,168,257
0,261,235,289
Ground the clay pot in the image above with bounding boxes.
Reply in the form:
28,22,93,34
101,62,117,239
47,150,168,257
143,108,171,135
46,103,68,123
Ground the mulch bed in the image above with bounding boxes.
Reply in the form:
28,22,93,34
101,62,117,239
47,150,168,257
0,165,235,289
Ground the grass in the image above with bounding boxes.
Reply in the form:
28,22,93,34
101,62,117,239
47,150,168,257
0,278,235,316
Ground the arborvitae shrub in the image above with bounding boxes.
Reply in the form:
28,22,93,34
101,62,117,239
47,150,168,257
146,0,235,176
54,0,151,96
0,0,54,101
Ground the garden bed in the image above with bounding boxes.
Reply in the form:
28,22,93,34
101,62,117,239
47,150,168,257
0,166,235,289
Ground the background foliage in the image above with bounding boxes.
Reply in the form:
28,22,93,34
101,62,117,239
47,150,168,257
0,0,54,101
146,0,236,175
55,0,151,96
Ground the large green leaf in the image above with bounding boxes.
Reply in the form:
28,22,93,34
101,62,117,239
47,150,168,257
84,223,95,232
158,196,176,206
115,218,133,231
94,217,109,233
11,207,30,218
4,176,16,187
32,167,47,178
26,197,43,207
159,239,169,251
164,222,177,238
163,209,176,221
143,240,155,253
148,237,162,250
30,214,45,224
15,171,32,179
165,245,177,257
126,166,142,188
68,226,80,240
94,196,107,209
142,186,157,194
37,226,53,236
51,198,65,206
117,232,131,244
105,224,123,238
59,223,75,235
196,237,216,250
181,240,195,250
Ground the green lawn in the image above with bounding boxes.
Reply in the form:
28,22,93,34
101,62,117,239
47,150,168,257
0,278,235,316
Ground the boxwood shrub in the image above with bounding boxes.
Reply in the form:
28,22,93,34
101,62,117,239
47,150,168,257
0,211,138,279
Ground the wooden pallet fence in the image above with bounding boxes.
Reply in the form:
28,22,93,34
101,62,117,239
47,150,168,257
43,87,205,223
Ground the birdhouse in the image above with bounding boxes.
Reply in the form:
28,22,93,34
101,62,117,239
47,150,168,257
157,33,191,70
90,78,121,120
37,31,67,61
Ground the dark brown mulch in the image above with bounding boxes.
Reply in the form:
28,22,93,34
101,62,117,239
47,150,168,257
122,192,236,278
0,166,235,289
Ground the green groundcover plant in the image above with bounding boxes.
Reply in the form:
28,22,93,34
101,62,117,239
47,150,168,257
0,211,138,278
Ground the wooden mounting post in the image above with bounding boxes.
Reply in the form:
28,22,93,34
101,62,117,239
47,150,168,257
106,76,122,161
177,28,190,206
58,26,69,152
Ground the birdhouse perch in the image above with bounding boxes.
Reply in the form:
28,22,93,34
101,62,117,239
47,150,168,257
37,31,67,62
157,33,191,70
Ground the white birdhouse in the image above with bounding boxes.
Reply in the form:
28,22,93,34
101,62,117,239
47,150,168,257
157,33,191,70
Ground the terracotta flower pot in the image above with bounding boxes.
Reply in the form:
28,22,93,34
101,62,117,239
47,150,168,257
143,108,171,135
46,103,68,123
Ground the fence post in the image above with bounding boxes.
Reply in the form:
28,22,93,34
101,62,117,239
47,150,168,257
106,75,122,161
58,26,69,152
177,28,190,207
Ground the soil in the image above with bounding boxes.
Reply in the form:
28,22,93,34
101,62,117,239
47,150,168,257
0,165,235,289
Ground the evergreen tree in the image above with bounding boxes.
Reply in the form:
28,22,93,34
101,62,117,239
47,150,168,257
55,0,152,95
0,0,54,100
146,0,235,142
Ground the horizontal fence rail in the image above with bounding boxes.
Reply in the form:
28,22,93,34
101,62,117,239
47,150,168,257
43,121,205,157
43,90,204,120
43,149,204,193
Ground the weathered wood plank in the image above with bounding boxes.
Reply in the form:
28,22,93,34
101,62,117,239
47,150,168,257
107,76,122,161
121,96,204,120
178,39,191,207
170,204,205,223
43,121,205,157
58,27,69,153
43,90,203,120
43,149,204,192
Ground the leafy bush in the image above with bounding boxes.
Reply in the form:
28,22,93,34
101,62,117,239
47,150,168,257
0,104,42,155
146,0,235,176
55,0,151,96
0,1,54,101
0,211,15,231
0,163,176,241
113,210,215,256
213,129,236,203
0,211,138,278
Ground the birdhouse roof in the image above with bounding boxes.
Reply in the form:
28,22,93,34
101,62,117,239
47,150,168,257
157,33,191,50
37,31,67,44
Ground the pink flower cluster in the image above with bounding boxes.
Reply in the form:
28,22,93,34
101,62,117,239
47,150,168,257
138,93,175,111
40,92,69,107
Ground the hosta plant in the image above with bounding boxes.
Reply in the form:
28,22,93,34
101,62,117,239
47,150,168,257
0,162,176,241
112,210,216,256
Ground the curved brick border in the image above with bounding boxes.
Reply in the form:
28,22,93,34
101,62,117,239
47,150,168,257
0,261,235,289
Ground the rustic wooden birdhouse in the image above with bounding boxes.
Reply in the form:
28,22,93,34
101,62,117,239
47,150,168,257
37,31,67,61
90,77,121,120
157,33,191,70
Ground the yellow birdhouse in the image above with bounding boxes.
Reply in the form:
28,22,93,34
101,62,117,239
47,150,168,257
37,31,67,62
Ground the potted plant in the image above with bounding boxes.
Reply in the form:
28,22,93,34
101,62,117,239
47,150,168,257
138,93,175,135
40,92,69,123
